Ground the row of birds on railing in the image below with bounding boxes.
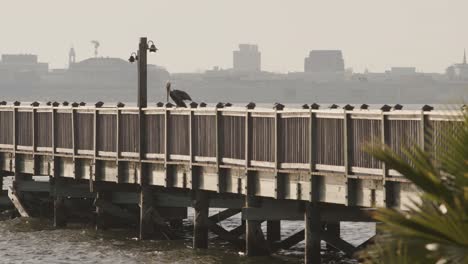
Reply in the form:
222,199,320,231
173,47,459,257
0,101,440,112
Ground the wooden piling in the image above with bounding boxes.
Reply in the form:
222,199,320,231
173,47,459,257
305,202,321,264
267,220,281,245
95,191,111,230
54,195,67,227
245,195,270,256
139,186,154,240
325,222,340,250
193,190,209,249
53,177,67,228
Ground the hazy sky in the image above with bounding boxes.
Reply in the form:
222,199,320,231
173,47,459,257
1,0,467,73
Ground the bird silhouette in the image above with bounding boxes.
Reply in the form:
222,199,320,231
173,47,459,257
166,82,192,107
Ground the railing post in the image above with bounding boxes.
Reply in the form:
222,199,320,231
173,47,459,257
51,106,57,178
164,107,170,187
71,107,77,179
91,107,97,192
215,108,222,192
381,111,391,207
12,106,17,177
309,109,318,202
32,106,38,175
343,111,354,206
245,110,251,169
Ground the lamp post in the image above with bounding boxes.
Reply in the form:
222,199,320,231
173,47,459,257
129,37,158,240
129,37,158,108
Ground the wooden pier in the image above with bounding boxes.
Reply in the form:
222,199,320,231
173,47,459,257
0,102,462,263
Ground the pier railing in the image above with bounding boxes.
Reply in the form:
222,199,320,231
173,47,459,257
0,104,461,176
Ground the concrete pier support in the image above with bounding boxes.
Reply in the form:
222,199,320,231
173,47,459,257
245,196,270,256
305,202,321,264
193,190,209,249
267,220,281,245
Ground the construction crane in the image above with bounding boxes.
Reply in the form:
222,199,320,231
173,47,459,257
91,40,100,57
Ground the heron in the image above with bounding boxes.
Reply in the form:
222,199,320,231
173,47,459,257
166,82,192,107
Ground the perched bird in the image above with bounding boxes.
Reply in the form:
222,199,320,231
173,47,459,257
302,104,310,109
156,102,164,107
31,101,40,107
360,104,369,110
71,102,79,107
166,82,192,107
422,105,434,112
393,104,403,110
116,102,125,108
274,103,285,110
13,101,21,106
224,102,233,107
0,101,7,106
310,103,320,110
343,104,354,111
246,102,256,109
381,104,392,112
95,101,104,108
79,102,86,106
62,101,69,106
329,104,339,109
199,102,207,108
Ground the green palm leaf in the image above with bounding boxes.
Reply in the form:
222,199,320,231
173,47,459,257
360,110,468,264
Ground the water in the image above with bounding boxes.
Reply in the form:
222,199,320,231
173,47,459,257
0,207,374,263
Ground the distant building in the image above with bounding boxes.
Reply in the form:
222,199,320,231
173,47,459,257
389,67,416,76
446,50,468,81
0,54,49,83
303,50,345,81
233,44,261,72
304,50,345,73
68,57,169,84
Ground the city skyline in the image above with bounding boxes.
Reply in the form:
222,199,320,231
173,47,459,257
0,0,467,73
2,46,467,75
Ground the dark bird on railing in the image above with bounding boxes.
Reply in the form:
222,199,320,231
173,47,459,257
246,102,256,109
360,104,369,110
0,101,7,106
95,101,104,108
166,82,192,107
393,104,403,110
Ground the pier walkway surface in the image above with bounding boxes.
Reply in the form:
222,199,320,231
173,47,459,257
0,102,463,263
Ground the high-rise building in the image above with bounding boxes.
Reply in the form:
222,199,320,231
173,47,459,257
304,50,345,73
233,44,261,72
